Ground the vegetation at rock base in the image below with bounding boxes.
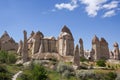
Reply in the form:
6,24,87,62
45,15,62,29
0,65,12,80
96,59,106,67
0,50,17,64
0,50,120,80
17,63,48,80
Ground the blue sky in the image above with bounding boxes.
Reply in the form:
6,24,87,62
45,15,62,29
0,0,120,50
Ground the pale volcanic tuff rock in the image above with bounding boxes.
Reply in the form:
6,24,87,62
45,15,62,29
92,35,99,44
32,31,44,55
113,42,120,60
79,38,84,57
16,25,120,63
92,35,109,60
59,25,73,40
109,42,120,60
74,44,80,66
58,25,74,56
22,30,29,63
17,40,23,56
100,38,109,59
0,31,18,51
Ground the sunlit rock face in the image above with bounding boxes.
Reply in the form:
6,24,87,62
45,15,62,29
58,25,74,56
0,31,18,51
27,31,57,55
79,38,84,57
109,42,120,60
92,35,109,60
22,30,29,62
17,40,23,55
74,44,80,66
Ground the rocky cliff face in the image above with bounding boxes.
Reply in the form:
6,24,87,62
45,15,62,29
0,31,18,51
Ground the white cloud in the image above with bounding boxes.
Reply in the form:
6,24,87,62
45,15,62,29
55,0,78,11
80,0,107,17
72,0,78,4
102,1,119,9
54,0,119,17
102,10,116,17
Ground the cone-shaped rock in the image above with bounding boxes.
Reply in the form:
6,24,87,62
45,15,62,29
74,44,80,66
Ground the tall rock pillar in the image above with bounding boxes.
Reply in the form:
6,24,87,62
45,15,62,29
113,42,120,60
79,38,84,57
22,30,29,62
92,35,100,60
17,40,23,56
74,44,80,66
100,38,109,59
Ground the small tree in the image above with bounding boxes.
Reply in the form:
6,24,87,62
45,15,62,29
0,51,8,63
0,65,11,80
80,57,88,62
0,51,17,64
7,53,17,64
96,59,106,67
32,64,48,80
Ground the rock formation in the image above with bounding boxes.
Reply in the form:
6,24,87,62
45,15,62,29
17,40,23,55
0,31,18,51
15,25,120,62
79,38,84,57
74,44,80,66
113,42,120,60
58,25,74,56
100,38,109,59
32,31,44,55
22,30,29,62
38,40,44,53
92,35,109,60
92,35,100,60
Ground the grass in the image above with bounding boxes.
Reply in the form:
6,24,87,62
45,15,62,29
47,68,76,80
6,64,22,74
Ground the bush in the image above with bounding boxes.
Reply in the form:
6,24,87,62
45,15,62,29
17,73,31,80
115,73,120,80
0,50,17,64
80,57,88,62
106,72,117,80
0,65,11,80
7,53,17,63
96,59,106,67
57,62,74,78
76,70,117,80
76,70,95,80
0,51,8,63
32,64,48,80
18,63,48,80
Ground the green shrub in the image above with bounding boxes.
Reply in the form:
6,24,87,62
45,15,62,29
76,70,95,80
18,64,48,80
57,62,74,78
17,73,31,80
0,50,17,64
0,65,11,80
96,59,106,67
80,57,88,62
16,63,23,67
7,53,17,64
106,72,117,80
0,51,8,63
32,64,48,80
76,70,117,80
